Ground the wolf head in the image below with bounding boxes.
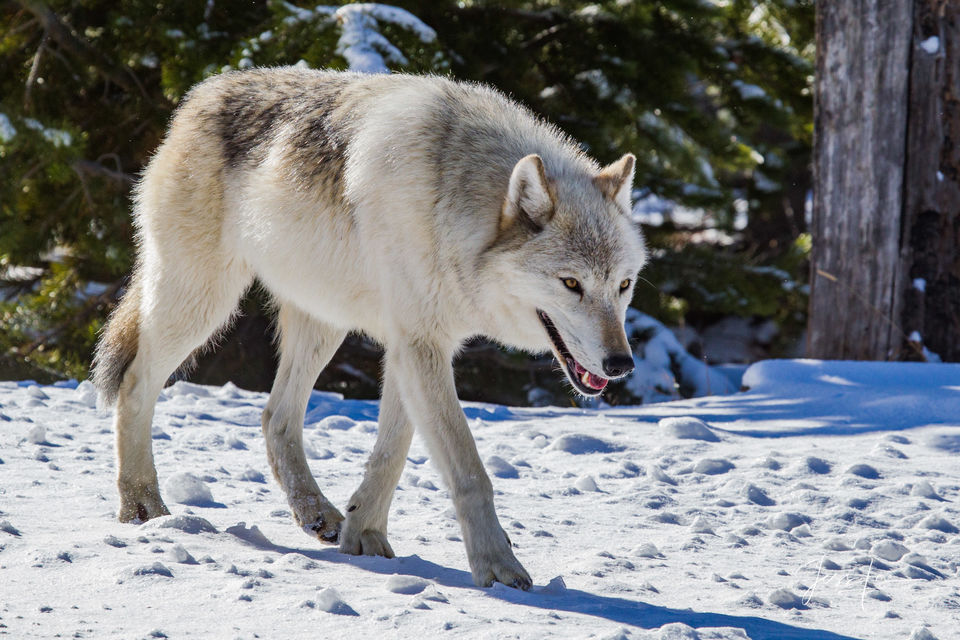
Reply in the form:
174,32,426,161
481,152,647,397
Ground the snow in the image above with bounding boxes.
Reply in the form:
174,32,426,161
0,113,16,142
1,359,958,639
22,117,72,147
279,3,436,74
920,36,940,54
330,4,436,73
732,80,767,101
913,278,926,293
625,309,738,402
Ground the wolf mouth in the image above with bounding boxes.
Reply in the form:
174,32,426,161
536,310,609,396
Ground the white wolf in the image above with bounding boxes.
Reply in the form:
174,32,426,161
93,68,646,589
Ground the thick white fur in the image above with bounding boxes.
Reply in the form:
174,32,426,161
98,68,646,590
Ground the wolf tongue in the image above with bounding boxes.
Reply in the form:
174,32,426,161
588,372,608,389
581,370,608,390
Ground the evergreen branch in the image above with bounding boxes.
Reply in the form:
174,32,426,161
16,0,157,105
17,278,124,359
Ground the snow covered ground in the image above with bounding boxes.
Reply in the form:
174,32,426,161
1,359,957,639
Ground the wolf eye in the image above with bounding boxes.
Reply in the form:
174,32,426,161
562,277,582,293
619,278,631,292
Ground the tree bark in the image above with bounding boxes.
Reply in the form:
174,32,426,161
896,1,960,361
810,0,959,361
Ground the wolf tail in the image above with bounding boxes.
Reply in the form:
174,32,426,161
92,280,142,406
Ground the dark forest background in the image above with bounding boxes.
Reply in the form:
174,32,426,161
0,1,815,405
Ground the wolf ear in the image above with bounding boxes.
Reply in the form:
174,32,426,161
500,154,555,233
594,153,635,213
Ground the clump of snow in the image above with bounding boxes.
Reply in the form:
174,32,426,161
26,385,48,400
693,458,734,475
632,543,663,558
485,455,518,479
767,512,809,532
26,424,48,445
315,587,357,615
648,465,678,485
732,79,767,100
847,463,880,479
539,575,567,595
623,309,736,404
801,456,831,474
872,540,909,562
0,113,16,142
315,415,355,430
911,480,945,501
103,535,126,548
550,433,622,454
75,380,98,408
912,277,927,292
768,588,805,610
742,483,775,506
149,514,218,535
131,562,173,578
920,36,940,54
23,118,72,147
574,474,599,492
917,514,958,534
279,3,436,74
385,575,429,595
163,473,216,507
238,468,265,483
168,544,197,565
0,520,22,536
658,416,720,442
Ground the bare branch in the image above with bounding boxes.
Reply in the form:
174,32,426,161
23,29,48,112
71,159,135,186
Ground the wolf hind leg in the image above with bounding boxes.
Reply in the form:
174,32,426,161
339,373,414,558
262,303,347,543
115,263,252,523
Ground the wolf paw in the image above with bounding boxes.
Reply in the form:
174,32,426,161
291,496,344,545
300,510,344,545
118,491,170,524
467,528,531,590
339,527,395,558
472,555,532,590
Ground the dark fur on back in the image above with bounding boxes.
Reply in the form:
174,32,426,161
92,281,141,405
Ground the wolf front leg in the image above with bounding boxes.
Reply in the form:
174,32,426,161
339,374,414,558
388,338,532,590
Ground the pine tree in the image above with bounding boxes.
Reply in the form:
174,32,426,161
1,1,814,401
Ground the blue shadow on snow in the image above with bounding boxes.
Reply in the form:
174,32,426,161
227,525,862,640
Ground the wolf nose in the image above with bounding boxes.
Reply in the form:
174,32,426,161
602,354,635,378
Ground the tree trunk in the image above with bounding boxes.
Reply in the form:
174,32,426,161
896,1,960,362
810,0,960,361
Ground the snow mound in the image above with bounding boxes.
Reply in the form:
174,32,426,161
551,433,623,454
658,416,720,442
485,455,518,479
385,575,430,595
163,473,216,507
131,562,173,578
315,588,358,616
149,515,218,535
